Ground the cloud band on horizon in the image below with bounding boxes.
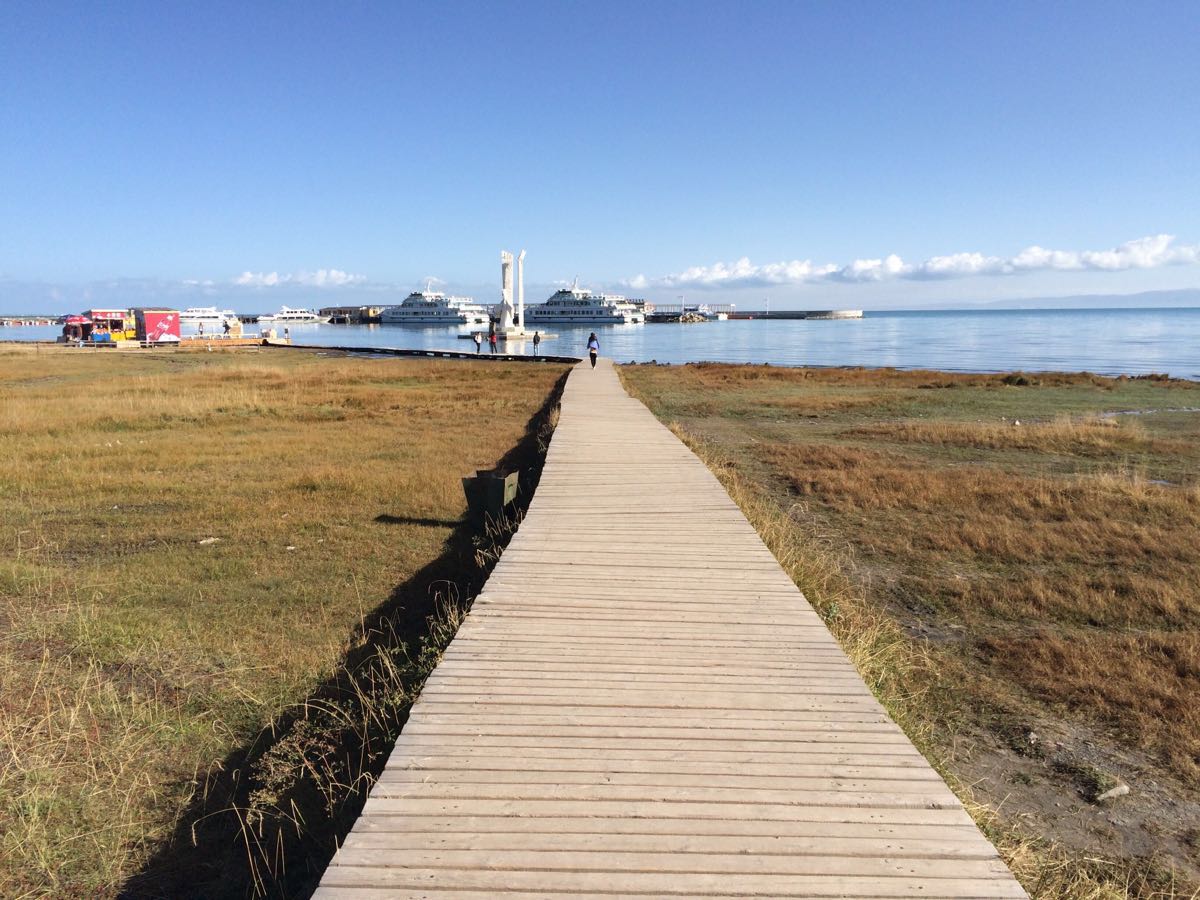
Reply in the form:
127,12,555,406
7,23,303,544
234,268,366,288
625,234,1200,290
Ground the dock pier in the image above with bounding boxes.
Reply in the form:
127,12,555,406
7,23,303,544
316,357,1029,896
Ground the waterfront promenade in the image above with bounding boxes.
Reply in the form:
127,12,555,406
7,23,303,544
315,358,1026,898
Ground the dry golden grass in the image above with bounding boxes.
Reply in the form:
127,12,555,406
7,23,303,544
622,362,1200,898
758,441,1199,631
664,362,1182,390
0,345,567,897
846,415,1191,458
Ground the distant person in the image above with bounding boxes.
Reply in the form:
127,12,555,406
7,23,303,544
489,332,498,354
586,332,599,368
198,322,204,337
222,320,231,335
532,331,541,356
473,332,482,354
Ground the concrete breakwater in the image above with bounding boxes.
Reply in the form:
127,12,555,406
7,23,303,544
728,309,864,319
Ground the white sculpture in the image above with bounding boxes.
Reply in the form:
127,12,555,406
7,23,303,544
498,251,516,330
500,251,513,307
496,249,526,335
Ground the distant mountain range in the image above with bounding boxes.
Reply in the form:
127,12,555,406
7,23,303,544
901,287,1200,312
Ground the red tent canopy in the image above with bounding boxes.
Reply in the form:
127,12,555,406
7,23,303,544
62,315,92,324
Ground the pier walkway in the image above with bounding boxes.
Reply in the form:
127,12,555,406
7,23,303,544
316,359,1026,898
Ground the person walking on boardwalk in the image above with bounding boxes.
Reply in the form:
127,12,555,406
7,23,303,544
473,331,482,354
532,331,541,356
586,332,599,368
489,331,498,354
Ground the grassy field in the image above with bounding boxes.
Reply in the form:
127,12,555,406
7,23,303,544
0,345,568,897
621,363,1200,899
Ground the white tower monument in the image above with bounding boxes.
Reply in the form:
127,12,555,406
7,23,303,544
496,249,526,337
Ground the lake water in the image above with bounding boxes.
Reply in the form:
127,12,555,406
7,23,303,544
4,307,1199,379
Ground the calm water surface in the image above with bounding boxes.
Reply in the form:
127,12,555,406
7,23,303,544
5,308,1199,379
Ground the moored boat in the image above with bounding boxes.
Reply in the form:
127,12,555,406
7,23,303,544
179,306,239,326
258,306,326,323
525,280,644,325
380,292,491,325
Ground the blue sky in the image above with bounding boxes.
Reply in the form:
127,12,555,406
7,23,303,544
2,0,1198,312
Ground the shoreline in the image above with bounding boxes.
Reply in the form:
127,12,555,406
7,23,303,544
4,338,1195,382
4,306,1200,380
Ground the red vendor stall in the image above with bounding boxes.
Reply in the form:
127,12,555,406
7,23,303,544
134,309,181,343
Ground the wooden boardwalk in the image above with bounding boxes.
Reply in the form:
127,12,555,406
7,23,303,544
315,359,1027,899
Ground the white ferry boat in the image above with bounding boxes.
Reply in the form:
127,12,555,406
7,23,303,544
179,306,238,326
380,292,491,325
525,280,644,325
258,306,326,324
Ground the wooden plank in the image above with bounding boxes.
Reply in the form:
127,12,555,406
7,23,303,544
380,756,944,779
390,734,931,755
355,796,979,825
376,769,952,795
364,783,964,809
349,814,986,841
326,847,1016,878
316,868,1028,898
315,358,1026,898
383,745,936,767
340,830,995,855
408,707,892,725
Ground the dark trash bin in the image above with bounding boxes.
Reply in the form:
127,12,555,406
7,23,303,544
462,469,519,520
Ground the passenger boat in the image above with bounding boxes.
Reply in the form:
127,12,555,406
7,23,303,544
380,292,491,325
524,280,644,325
258,306,326,323
179,306,239,326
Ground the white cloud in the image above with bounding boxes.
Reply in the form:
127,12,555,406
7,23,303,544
235,271,281,287
648,257,839,288
1009,246,1082,271
1080,234,1199,270
912,252,1003,279
234,268,366,288
835,254,910,282
1008,235,1199,273
642,234,1200,289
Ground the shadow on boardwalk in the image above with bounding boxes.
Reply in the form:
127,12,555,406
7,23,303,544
121,371,568,900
